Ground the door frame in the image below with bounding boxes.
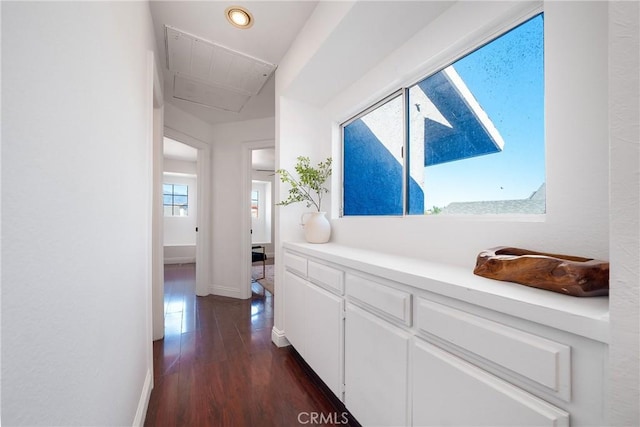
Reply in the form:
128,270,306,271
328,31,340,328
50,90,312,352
149,51,164,344
164,126,212,297
241,139,275,299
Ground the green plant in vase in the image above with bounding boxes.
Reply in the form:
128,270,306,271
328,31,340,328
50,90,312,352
276,156,332,212
277,156,332,243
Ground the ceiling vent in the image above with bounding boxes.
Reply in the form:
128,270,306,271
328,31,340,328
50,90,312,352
173,74,250,113
165,25,276,111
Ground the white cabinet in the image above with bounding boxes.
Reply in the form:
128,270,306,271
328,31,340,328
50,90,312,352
283,260,344,400
283,271,307,355
345,303,410,427
283,244,608,427
305,283,344,399
412,339,569,427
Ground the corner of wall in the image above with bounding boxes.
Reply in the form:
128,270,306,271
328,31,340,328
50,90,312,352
607,1,640,425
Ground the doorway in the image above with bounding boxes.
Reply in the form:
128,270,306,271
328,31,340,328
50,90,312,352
163,137,198,267
163,128,212,299
243,143,275,298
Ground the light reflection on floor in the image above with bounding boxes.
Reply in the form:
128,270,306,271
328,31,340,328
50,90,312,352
163,264,274,338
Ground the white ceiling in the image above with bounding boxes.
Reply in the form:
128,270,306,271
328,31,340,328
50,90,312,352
283,1,455,107
149,1,319,125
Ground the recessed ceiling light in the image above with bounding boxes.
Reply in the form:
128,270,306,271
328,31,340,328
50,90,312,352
225,6,253,29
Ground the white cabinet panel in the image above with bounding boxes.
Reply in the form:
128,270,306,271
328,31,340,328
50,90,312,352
284,267,344,402
413,339,570,427
284,251,308,276
346,273,411,325
306,284,344,399
345,303,410,426
416,298,571,400
284,271,307,356
308,260,344,294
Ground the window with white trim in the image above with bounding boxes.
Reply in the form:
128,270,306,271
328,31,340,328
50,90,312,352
163,183,189,217
342,13,545,216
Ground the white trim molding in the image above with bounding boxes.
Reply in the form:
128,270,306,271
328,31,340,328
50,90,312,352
211,284,243,299
132,369,153,427
271,326,290,348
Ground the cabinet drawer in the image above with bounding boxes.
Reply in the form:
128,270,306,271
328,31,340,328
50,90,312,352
413,339,569,427
346,274,411,326
416,298,571,400
308,260,344,295
284,251,307,276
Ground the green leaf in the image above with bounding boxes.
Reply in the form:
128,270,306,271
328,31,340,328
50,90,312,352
276,156,332,211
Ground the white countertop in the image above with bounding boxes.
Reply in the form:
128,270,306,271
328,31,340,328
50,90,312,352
284,242,610,344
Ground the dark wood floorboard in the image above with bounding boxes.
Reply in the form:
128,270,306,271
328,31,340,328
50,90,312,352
145,263,357,427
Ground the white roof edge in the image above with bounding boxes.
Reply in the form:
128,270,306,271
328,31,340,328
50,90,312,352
443,66,505,151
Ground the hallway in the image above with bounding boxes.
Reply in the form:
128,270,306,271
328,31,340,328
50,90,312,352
144,264,353,426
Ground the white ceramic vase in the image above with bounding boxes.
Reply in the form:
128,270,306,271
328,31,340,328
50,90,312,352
300,212,331,243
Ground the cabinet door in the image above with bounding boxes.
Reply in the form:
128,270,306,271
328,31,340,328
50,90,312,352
345,303,410,427
284,271,307,356
305,284,344,400
413,339,569,427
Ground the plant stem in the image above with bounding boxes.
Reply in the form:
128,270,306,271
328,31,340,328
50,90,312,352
285,171,320,211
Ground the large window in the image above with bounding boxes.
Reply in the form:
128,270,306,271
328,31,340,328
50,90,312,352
163,183,189,217
342,14,544,216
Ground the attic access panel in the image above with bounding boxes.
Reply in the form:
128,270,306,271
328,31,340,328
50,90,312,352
165,26,276,97
173,74,250,113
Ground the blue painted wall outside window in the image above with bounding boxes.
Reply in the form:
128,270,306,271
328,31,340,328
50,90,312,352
343,119,403,215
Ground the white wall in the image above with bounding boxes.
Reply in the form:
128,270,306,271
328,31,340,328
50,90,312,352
608,1,640,425
164,157,197,175
2,2,158,425
152,103,165,342
276,98,332,245
1,1,4,419
209,117,275,298
276,0,639,421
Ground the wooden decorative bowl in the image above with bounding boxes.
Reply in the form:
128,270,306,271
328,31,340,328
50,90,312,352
473,247,609,297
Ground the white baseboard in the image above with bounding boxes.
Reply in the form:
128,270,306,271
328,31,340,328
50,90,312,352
212,284,242,299
132,368,153,427
164,256,196,265
271,326,290,347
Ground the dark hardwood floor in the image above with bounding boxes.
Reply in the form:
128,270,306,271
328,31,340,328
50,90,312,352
144,263,356,427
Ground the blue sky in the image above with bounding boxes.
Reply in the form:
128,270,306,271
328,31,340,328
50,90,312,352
422,14,545,209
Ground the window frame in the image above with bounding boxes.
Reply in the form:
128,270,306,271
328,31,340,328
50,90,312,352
340,7,544,218
163,183,190,217
341,89,408,217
